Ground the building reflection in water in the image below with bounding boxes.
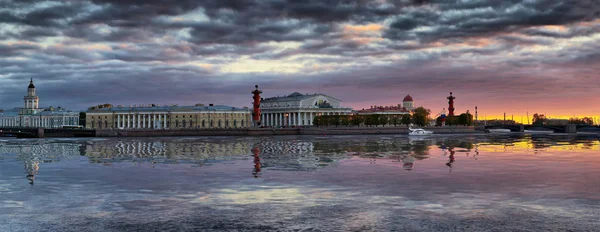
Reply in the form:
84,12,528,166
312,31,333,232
252,147,261,178
0,135,598,183
0,141,82,185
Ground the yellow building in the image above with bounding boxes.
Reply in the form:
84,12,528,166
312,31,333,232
85,104,251,129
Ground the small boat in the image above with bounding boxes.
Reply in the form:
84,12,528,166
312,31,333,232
487,129,511,133
524,130,554,134
408,128,433,136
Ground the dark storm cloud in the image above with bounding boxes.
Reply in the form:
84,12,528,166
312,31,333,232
0,3,84,27
385,0,600,42
0,43,39,56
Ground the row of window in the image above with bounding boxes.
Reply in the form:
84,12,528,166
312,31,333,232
91,119,246,129
93,114,248,120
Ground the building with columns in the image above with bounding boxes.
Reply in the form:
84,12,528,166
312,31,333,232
259,92,353,127
84,104,251,129
0,79,79,128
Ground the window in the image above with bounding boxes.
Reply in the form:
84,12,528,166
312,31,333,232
182,120,186,128
175,120,179,127
202,120,205,128
104,121,108,128
225,120,229,128
218,120,222,128
189,120,193,128
233,120,237,127
210,120,214,127
98,121,102,128
241,120,244,127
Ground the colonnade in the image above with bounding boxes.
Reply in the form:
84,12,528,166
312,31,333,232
260,111,345,127
0,116,78,128
0,118,18,127
115,113,168,129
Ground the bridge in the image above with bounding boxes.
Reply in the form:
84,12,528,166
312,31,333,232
483,124,596,133
0,127,96,138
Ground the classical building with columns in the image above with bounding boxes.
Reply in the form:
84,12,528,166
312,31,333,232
259,92,353,127
84,104,251,129
0,79,79,128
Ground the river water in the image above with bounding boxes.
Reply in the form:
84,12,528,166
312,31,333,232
1,134,599,231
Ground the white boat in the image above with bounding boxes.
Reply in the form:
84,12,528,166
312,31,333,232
408,128,433,136
487,129,511,133
524,130,554,134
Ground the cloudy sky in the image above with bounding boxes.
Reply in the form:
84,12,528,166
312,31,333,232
1,0,599,118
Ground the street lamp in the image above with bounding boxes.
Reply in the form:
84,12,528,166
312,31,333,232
285,113,289,126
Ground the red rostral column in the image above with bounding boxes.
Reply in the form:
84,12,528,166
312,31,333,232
251,85,262,127
447,92,456,116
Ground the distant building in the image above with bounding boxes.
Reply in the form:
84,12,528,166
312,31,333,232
0,79,79,128
84,104,251,129
355,95,414,115
259,92,353,127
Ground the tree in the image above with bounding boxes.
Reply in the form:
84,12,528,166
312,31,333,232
458,113,474,126
401,114,411,126
313,116,322,127
569,117,594,125
328,115,341,127
390,115,400,126
379,115,389,127
351,115,364,127
364,115,377,127
411,107,431,127
532,113,547,125
341,115,351,126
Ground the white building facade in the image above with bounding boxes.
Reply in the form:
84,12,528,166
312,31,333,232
0,79,79,128
259,92,353,127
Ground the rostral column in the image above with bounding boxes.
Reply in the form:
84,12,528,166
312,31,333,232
251,85,262,127
447,92,456,116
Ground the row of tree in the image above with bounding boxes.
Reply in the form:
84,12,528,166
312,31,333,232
533,113,596,126
569,117,595,125
435,113,474,126
312,107,433,127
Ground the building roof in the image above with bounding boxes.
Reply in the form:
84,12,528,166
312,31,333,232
86,104,250,113
403,94,413,102
28,78,35,88
262,93,341,103
357,105,409,113
0,107,79,117
38,109,78,116
0,108,20,117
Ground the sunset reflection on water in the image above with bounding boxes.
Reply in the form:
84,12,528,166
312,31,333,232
1,135,599,231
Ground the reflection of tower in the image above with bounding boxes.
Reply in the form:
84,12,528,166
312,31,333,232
447,92,455,116
24,160,39,185
252,147,261,178
475,106,478,122
446,147,455,171
251,85,262,127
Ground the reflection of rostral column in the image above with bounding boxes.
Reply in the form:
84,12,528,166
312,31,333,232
447,92,456,117
251,85,262,127
252,147,261,178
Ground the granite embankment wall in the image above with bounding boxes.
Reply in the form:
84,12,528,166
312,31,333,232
301,126,476,135
95,126,477,137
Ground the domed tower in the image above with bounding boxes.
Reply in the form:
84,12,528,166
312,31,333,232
402,94,414,110
24,78,39,109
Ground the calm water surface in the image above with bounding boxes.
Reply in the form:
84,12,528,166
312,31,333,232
1,134,599,231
